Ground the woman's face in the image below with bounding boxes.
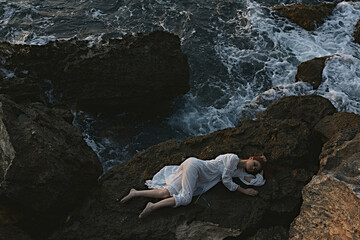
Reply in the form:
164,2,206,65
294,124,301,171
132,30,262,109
245,159,261,174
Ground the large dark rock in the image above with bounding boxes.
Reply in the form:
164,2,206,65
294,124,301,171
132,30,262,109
289,113,360,239
257,95,337,130
272,3,337,31
355,20,360,44
315,112,360,173
0,95,102,239
295,56,332,89
48,95,337,240
0,31,190,116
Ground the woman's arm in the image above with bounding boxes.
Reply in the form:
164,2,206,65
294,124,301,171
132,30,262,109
221,155,241,191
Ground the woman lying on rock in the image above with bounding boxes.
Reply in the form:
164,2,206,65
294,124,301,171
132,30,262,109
121,153,266,218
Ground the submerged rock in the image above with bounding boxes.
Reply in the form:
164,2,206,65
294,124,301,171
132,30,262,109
272,3,337,31
295,56,332,90
355,20,360,44
48,95,337,240
0,31,190,116
0,95,102,239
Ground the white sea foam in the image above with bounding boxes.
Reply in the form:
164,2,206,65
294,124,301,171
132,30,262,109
43,79,63,105
169,1,360,136
0,3,15,27
86,8,106,19
84,34,105,47
0,67,16,78
71,111,127,173
317,55,360,114
2,0,359,169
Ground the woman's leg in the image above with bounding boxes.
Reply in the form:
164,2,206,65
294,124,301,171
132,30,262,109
139,197,176,218
120,188,170,203
138,159,199,218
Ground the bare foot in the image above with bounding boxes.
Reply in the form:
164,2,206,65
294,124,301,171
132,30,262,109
120,188,137,203
139,202,154,219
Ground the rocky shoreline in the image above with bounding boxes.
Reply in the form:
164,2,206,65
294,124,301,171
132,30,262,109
0,2,359,240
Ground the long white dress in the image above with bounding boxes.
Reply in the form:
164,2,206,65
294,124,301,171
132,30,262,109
145,153,265,207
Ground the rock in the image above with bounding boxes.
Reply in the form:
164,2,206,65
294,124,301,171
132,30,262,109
0,31,190,116
355,20,360,44
0,225,33,240
314,112,360,173
49,95,337,240
295,56,332,89
257,95,337,130
289,175,360,240
248,226,289,240
289,113,360,239
0,95,102,239
0,70,44,105
314,112,360,142
175,221,242,240
272,3,337,31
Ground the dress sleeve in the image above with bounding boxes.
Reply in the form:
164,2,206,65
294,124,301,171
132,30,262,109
221,154,239,191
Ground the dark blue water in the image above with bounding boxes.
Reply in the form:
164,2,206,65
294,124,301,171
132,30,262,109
1,0,359,172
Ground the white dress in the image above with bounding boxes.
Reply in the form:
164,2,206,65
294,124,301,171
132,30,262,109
145,153,265,207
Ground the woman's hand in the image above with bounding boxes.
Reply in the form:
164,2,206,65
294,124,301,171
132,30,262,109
237,187,258,196
243,188,258,196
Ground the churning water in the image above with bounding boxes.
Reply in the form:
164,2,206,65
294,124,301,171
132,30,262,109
1,0,359,172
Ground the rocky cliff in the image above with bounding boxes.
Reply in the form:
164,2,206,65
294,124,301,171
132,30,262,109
289,112,360,239
0,30,190,240
2,90,358,240
47,94,357,240
0,13,359,239
0,31,190,116
0,95,102,239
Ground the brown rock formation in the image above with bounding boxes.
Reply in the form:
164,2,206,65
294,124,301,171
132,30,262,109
355,20,360,44
257,94,336,129
0,31,190,116
315,112,360,174
0,95,102,239
289,112,360,239
48,95,337,240
272,3,337,31
289,175,360,240
295,56,332,89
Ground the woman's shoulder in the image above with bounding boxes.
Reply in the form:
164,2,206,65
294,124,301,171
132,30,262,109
216,153,239,161
226,153,239,159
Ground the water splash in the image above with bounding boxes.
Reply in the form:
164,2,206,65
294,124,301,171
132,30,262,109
1,0,360,171
169,1,360,135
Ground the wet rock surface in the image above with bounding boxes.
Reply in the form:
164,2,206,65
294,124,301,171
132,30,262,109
0,26,359,239
355,20,360,44
295,56,332,90
272,3,337,31
0,31,190,116
0,95,102,239
48,95,339,240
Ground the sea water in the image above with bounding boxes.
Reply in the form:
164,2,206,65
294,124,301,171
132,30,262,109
0,0,359,173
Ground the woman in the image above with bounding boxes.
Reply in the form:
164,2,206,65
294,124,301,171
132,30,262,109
121,153,266,218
